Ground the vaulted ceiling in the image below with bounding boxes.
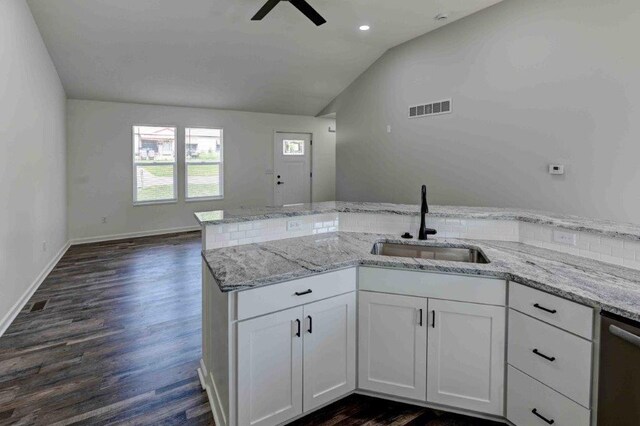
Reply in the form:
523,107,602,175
27,0,503,116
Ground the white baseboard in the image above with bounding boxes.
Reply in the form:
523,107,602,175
70,225,200,245
0,240,71,337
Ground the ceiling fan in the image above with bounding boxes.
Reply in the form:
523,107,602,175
251,0,327,26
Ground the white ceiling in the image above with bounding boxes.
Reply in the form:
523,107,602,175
27,0,503,116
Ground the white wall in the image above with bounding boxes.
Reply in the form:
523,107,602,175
66,99,336,241
327,0,640,224
0,0,67,330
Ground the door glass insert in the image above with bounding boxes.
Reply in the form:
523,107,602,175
283,140,305,156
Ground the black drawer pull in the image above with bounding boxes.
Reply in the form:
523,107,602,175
295,289,312,296
432,310,436,328
307,315,312,333
533,303,557,314
295,319,301,337
532,408,555,424
533,348,556,362
418,309,423,327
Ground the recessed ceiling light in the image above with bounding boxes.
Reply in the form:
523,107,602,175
434,13,448,21
359,25,370,31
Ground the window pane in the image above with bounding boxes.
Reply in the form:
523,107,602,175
283,139,304,155
186,128,221,163
187,164,221,198
135,164,175,202
133,126,176,162
185,127,223,199
133,126,176,203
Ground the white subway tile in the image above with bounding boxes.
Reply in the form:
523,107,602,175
223,224,238,233
601,238,624,249
590,244,612,255
611,247,635,260
230,231,245,240
238,222,253,231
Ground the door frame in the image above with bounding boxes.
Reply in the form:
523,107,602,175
273,131,313,205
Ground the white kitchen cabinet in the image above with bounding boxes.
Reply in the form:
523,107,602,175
303,292,356,411
427,299,505,415
358,291,428,400
237,306,304,426
237,293,356,426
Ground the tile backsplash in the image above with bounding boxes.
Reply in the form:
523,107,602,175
519,222,640,269
204,213,339,248
204,213,640,271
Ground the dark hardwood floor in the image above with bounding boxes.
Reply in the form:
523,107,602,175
0,232,502,426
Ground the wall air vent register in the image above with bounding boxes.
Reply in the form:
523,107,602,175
409,99,452,118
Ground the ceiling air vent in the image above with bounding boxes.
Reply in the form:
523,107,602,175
408,99,452,119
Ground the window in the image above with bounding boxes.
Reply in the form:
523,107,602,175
132,125,177,204
283,139,305,156
185,127,223,200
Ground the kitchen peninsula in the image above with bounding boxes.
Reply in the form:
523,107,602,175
195,202,640,426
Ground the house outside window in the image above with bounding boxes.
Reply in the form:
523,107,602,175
132,125,177,204
185,127,224,200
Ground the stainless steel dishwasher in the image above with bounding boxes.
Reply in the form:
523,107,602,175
597,311,640,425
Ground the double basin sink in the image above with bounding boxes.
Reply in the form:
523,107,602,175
372,242,489,264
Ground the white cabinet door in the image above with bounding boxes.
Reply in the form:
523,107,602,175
237,306,303,426
358,291,428,400
427,299,505,415
303,292,356,411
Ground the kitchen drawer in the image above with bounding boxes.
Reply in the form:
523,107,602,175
508,309,592,407
509,282,593,340
359,267,506,306
236,268,356,320
507,366,590,426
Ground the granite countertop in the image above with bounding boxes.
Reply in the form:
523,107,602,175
194,201,640,241
202,232,640,322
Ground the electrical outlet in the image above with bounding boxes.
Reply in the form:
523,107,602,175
101,217,107,224
386,125,392,133
553,230,577,246
42,241,47,252
287,219,303,231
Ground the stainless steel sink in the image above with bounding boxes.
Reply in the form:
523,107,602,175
371,242,489,263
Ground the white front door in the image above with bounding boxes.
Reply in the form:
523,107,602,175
358,291,428,400
274,132,311,206
303,293,356,412
427,299,505,415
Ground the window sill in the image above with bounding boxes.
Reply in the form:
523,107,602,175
185,196,224,203
133,199,178,206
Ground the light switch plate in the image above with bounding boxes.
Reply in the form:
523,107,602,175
287,219,303,231
553,229,577,246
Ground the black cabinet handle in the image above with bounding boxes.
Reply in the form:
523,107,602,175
277,181,285,185
307,315,313,333
533,348,556,362
295,289,312,296
418,309,423,326
531,408,555,424
432,310,436,328
534,303,557,314
295,319,301,337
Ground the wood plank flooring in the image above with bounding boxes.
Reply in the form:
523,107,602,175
0,232,502,426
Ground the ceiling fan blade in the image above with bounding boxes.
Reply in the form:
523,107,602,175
251,0,281,20
289,0,326,26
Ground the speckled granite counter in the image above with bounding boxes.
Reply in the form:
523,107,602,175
195,201,640,241
202,232,640,322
